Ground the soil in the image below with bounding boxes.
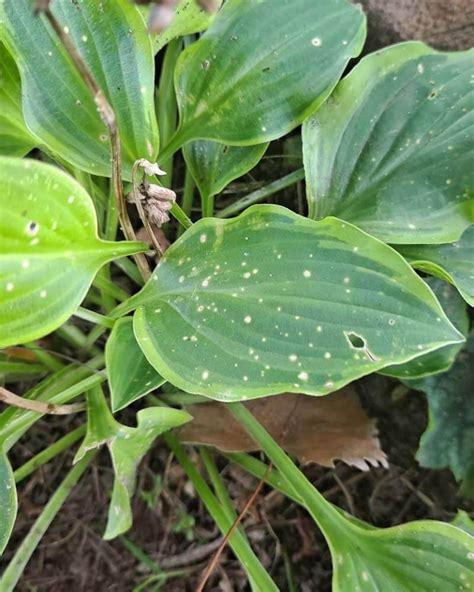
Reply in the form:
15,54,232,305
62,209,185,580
2,2,474,591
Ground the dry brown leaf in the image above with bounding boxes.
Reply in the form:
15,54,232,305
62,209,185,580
179,387,388,471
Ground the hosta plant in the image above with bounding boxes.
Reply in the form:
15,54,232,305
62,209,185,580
0,0,473,590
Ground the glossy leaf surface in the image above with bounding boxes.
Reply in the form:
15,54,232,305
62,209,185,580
120,205,462,401
0,157,146,348
0,43,36,157
0,449,16,555
166,0,366,151
75,387,190,540
0,0,159,178
330,519,474,591
408,332,474,496
303,43,474,244
183,140,268,201
381,278,469,379
106,317,165,412
398,226,474,306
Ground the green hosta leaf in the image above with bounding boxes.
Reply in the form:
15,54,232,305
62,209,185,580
381,278,469,379
117,205,462,401
106,317,165,412
183,140,268,209
329,519,474,591
0,448,16,555
0,157,146,348
0,43,36,157
407,332,474,496
452,511,474,536
75,386,190,539
398,226,474,306
0,0,159,179
140,0,222,55
303,42,474,244
164,0,366,153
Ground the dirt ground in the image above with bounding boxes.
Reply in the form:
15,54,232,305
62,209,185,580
4,374,473,591
2,2,474,591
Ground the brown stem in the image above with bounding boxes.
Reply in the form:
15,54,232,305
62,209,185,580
195,463,272,592
131,161,164,258
0,387,85,415
35,1,151,280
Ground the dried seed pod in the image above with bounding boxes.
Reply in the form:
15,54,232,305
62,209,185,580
135,158,167,177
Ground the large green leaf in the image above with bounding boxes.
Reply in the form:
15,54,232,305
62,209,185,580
162,0,366,154
0,0,159,178
381,277,469,379
0,448,16,555
116,205,463,401
0,157,146,348
75,386,190,540
398,226,474,306
303,42,474,244
139,0,222,55
0,43,36,157
106,317,165,412
183,140,268,211
408,332,474,496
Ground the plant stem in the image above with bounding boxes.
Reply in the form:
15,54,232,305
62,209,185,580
202,193,215,218
0,387,85,416
200,448,238,523
14,425,87,483
227,402,346,541
164,433,278,591
113,257,145,287
24,341,64,372
216,168,305,218
0,452,95,592
93,274,130,302
74,307,115,329
157,38,182,187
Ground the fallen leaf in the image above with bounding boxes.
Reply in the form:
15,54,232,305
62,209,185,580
180,387,388,470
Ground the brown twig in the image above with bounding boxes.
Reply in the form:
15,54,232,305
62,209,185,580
195,463,272,592
131,161,164,258
0,386,85,415
34,0,151,280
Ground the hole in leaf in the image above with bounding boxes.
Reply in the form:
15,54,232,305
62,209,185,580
428,90,437,100
345,332,366,349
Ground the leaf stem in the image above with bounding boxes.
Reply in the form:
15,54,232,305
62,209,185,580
0,386,86,416
216,168,305,218
74,307,115,329
164,433,278,591
14,425,87,483
0,451,95,592
227,402,346,541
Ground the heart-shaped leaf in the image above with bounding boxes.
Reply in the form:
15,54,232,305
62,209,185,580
407,332,474,496
162,0,366,155
140,0,222,55
303,42,474,244
0,157,146,348
183,140,268,213
0,449,16,555
0,43,36,157
381,277,469,379
117,205,462,401
106,317,165,412
398,226,474,306
1,0,159,178
75,386,190,540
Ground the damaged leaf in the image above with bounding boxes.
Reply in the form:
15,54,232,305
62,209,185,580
119,205,462,401
75,386,190,539
180,388,387,470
